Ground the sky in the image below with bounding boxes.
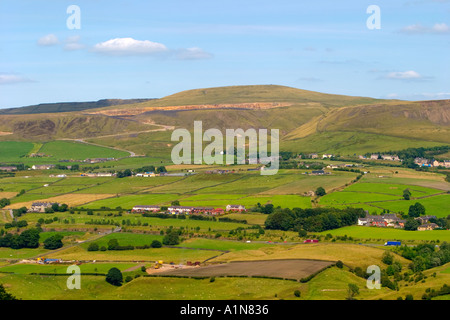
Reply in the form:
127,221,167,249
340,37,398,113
0,0,449,109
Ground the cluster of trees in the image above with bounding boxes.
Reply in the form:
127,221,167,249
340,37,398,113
135,165,167,173
251,203,274,214
395,242,450,272
0,228,40,249
0,198,10,208
332,167,361,173
264,207,366,233
117,166,167,178
12,207,27,218
43,234,64,250
44,203,69,213
163,229,181,245
4,220,28,229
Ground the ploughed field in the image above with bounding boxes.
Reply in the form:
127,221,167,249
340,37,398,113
157,259,335,281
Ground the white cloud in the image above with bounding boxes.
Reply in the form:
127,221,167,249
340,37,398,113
400,23,450,34
0,73,34,85
386,70,423,80
64,35,85,51
92,37,168,55
37,34,59,46
175,47,213,60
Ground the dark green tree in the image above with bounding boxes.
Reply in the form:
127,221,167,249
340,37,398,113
408,202,425,218
0,284,17,300
315,187,326,197
105,267,123,286
43,234,64,250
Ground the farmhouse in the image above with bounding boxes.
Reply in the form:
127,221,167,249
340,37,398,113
168,206,195,214
381,154,400,161
311,170,326,175
417,223,439,231
226,205,246,212
132,205,160,213
370,154,380,160
0,166,17,172
28,202,59,213
309,153,319,159
31,164,55,170
358,214,404,228
416,215,437,224
322,154,333,159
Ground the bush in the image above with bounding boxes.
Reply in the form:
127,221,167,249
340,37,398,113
150,240,162,248
336,260,344,269
294,290,301,298
125,276,133,283
87,243,99,251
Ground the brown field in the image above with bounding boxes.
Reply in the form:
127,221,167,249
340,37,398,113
158,259,335,281
210,243,411,269
0,192,18,199
5,193,115,209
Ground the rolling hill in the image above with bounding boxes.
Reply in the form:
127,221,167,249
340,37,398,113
0,85,448,155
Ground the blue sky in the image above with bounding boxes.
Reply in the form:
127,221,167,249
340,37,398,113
0,0,449,108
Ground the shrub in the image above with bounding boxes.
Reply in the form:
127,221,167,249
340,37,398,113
151,240,162,248
294,290,301,298
87,243,99,251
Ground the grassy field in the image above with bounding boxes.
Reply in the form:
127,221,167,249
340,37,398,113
374,194,450,218
38,141,130,160
0,141,34,162
317,226,450,242
0,262,138,274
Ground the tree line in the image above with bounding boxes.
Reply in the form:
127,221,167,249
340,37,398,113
264,207,366,233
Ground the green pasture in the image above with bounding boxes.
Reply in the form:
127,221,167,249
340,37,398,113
80,193,181,209
0,262,138,275
319,191,401,206
38,141,130,160
0,141,33,162
343,182,444,197
374,194,450,217
79,232,164,250
318,226,450,242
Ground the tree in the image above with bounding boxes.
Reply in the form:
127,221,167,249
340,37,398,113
404,218,420,231
0,198,10,208
171,200,180,206
0,284,17,300
150,240,162,248
107,238,119,250
316,187,326,197
347,283,360,300
163,230,180,245
156,166,167,174
105,267,123,286
382,251,394,265
403,189,411,200
43,234,64,250
408,202,425,218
